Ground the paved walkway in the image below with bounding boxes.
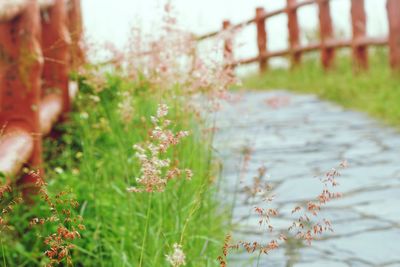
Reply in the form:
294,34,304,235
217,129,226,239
213,91,400,267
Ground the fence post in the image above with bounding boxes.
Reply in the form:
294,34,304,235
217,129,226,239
68,0,85,71
222,20,234,72
287,0,301,68
0,1,44,195
256,7,268,72
351,0,368,71
318,0,334,70
387,0,400,72
41,0,71,113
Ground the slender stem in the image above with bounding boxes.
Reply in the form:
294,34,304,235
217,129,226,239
229,152,246,226
139,194,153,267
1,234,6,267
179,182,206,245
180,105,216,245
256,251,262,267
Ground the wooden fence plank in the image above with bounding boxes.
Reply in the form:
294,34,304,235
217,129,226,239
0,0,44,195
387,0,400,71
68,0,84,71
287,0,301,68
351,0,368,71
41,0,71,112
222,20,234,70
318,0,335,70
256,7,268,72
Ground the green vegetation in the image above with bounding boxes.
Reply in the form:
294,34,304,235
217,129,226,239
0,72,226,266
243,49,400,126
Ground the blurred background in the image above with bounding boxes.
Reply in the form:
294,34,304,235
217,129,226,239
82,0,388,70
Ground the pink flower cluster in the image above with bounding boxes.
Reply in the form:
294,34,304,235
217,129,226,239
120,2,241,103
289,162,345,245
165,243,186,267
219,161,347,265
127,104,192,193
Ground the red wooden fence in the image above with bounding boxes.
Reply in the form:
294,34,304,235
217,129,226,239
0,0,84,198
198,0,400,73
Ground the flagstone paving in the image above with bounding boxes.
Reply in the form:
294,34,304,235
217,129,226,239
213,90,400,267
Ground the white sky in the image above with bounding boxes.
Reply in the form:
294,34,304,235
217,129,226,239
82,0,389,67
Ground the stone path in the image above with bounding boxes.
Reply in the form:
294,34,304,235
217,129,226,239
212,91,400,267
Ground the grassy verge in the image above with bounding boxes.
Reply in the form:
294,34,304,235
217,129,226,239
243,49,400,126
0,72,226,266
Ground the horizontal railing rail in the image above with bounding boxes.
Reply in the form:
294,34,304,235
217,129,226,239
196,0,318,41
0,0,84,198
197,0,400,73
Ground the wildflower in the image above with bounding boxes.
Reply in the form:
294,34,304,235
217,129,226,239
221,162,345,261
279,234,287,241
184,169,193,180
340,160,349,168
289,162,346,245
127,104,192,193
166,243,186,267
80,112,89,119
30,175,84,267
80,68,107,93
118,91,134,124
89,95,100,103
104,41,125,69
54,167,64,174
157,103,169,118
260,240,279,254
126,187,142,193
0,187,22,235
124,1,240,106
291,206,302,214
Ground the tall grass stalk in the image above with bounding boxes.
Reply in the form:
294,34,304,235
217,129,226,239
1,238,6,267
139,194,153,267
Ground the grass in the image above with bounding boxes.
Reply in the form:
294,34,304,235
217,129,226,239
243,48,400,126
0,71,227,266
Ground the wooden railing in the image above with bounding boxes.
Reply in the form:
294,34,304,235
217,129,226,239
197,0,400,72
0,0,84,197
